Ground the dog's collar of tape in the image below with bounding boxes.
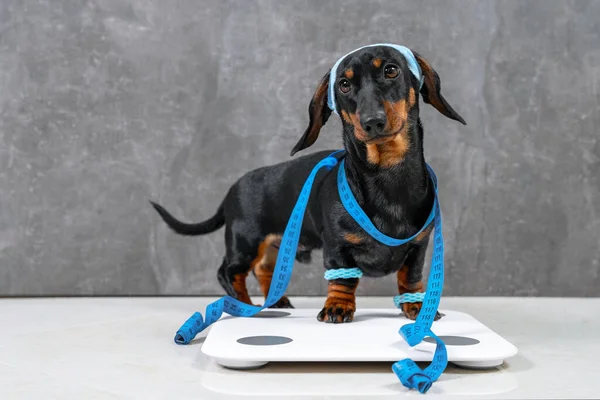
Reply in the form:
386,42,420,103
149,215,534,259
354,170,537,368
337,158,436,246
173,149,446,394
327,43,424,114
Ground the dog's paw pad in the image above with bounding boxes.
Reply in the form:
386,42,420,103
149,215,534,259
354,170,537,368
317,302,355,323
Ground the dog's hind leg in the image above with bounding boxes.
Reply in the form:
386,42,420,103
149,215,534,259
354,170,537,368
217,258,254,305
217,225,308,308
215,223,261,305
250,234,294,308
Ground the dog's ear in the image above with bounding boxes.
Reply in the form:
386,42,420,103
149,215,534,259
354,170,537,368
290,71,332,156
411,51,466,125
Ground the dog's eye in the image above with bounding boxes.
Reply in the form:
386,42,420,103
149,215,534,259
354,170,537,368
384,64,399,79
339,79,352,94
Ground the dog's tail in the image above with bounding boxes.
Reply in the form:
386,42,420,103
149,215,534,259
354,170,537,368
149,200,225,236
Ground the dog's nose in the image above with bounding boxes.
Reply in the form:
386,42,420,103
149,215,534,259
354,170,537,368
361,112,387,136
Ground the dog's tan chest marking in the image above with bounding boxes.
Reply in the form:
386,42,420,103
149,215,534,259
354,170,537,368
344,233,364,244
415,225,433,242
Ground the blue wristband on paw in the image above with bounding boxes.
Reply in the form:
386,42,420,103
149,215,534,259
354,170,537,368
324,267,364,280
394,292,426,308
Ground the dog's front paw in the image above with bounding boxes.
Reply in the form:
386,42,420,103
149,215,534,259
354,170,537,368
317,300,355,323
401,302,442,321
269,296,294,309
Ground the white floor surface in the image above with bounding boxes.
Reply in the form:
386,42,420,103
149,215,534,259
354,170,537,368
0,296,598,399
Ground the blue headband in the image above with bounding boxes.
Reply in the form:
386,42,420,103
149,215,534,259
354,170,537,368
327,44,423,114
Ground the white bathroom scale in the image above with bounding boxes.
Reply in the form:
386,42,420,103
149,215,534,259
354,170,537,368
201,308,518,370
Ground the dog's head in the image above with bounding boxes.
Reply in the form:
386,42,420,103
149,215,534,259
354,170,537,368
290,45,466,165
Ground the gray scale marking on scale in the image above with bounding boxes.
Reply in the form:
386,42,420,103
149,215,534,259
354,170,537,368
423,336,480,346
237,336,293,346
251,311,291,318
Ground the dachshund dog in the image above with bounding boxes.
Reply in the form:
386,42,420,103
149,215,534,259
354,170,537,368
151,45,465,323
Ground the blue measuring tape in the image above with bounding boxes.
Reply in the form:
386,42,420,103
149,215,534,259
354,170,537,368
337,159,436,246
337,158,447,393
174,150,446,394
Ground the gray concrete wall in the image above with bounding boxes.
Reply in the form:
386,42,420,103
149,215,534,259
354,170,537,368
1,0,598,296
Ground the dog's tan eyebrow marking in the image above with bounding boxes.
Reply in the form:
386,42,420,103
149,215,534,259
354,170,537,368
372,58,382,68
344,69,354,79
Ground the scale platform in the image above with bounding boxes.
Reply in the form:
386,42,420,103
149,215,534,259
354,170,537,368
201,308,518,370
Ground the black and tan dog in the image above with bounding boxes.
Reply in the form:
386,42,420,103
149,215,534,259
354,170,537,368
151,45,465,323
